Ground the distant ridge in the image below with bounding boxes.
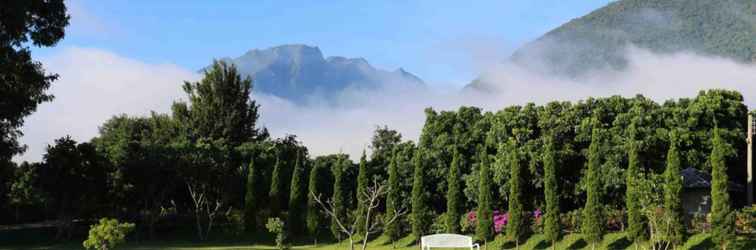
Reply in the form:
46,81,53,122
215,44,424,103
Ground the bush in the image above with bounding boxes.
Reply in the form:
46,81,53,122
690,212,711,234
604,207,626,232
82,218,135,250
431,213,449,234
461,211,476,234
530,209,543,234
266,217,289,250
735,205,756,234
223,208,245,236
560,210,580,233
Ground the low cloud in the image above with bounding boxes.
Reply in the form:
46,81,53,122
17,46,756,162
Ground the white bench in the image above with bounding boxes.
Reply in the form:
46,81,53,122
420,234,479,250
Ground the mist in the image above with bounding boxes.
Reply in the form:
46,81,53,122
17,45,756,162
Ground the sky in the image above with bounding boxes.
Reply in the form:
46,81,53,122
36,0,614,86
19,0,756,162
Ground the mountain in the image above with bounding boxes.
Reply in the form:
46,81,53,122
468,0,756,89
216,44,423,103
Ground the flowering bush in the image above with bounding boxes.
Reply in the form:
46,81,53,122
735,205,755,234
530,208,543,233
493,211,508,233
460,211,476,234
463,209,543,234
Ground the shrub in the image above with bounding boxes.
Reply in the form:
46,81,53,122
82,218,135,250
266,217,289,250
735,205,756,234
493,210,508,234
223,208,245,236
604,207,626,232
431,213,449,234
690,212,711,234
530,209,543,234
461,211,476,234
560,210,581,233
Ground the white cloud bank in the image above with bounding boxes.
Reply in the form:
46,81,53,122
17,46,756,162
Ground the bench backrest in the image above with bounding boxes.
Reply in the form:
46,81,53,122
421,234,473,248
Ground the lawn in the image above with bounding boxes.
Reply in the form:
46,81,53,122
1,229,754,250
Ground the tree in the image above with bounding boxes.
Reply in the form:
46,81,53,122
331,155,348,240
446,149,463,233
384,150,402,245
710,128,735,250
307,161,322,244
542,137,560,250
355,151,369,236
171,60,261,146
244,158,258,232
39,136,108,240
0,0,69,163
82,218,135,250
411,149,430,240
507,142,526,247
582,119,604,250
288,151,306,235
625,126,645,245
476,148,493,242
663,131,685,246
270,155,283,217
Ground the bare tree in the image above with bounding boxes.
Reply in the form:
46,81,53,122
311,180,406,250
187,182,224,241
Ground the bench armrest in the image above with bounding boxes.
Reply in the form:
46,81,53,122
472,243,480,250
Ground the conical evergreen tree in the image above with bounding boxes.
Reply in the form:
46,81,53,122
411,149,430,240
244,158,258,232
476,147,493,243
306,161,321,244
582,119,604,250
331,156,347,240
446,149,463,233
663,131,685,246
355,151,369,236
543,136,560,250
625,124,645,245
710,128,735,250
507,142,526,247
288,151,306,235
384,150,401,244
269,155,282,216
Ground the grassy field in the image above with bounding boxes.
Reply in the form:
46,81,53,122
1,228,754,250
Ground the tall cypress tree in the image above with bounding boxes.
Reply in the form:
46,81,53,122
385,150,401,244
244,158,258,232
331,156,347,240
355,151,369,236
664,131,685,246
507,143,525,246
625,124,645,245
269,155,282,216
288,151,306,235
446,149,462,233
543,136,560,250
306,161,321,244
710,128,735,249
582,119,604,250
411,149,429,240
476,147,493,242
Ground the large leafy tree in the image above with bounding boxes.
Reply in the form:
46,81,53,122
0,0,69,163
710,128,735,249
369,126,402,181
39,136,107,240
582,119,604,249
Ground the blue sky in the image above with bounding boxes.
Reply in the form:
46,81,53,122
40,0,614,86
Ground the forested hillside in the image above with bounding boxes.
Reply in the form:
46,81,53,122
512,0,756,77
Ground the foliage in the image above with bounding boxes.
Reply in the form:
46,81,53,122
270,156,283,217
625,127,646,244
245,158,258,232
331,155,349,240
445,149,463,233
735,205,756,234
542,136,560,247
288,151,306,235
355,151,369,236
710,128,736,249
663,131,685,246
82,218,135,250
384,150,401,242
476,148,493,242
507,141,527,244
266,217,289,250
0,0,69,163
581,119,604,248
411,149,431,239
306,161,323,241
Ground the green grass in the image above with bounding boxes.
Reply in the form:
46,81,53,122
1,230,753,250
